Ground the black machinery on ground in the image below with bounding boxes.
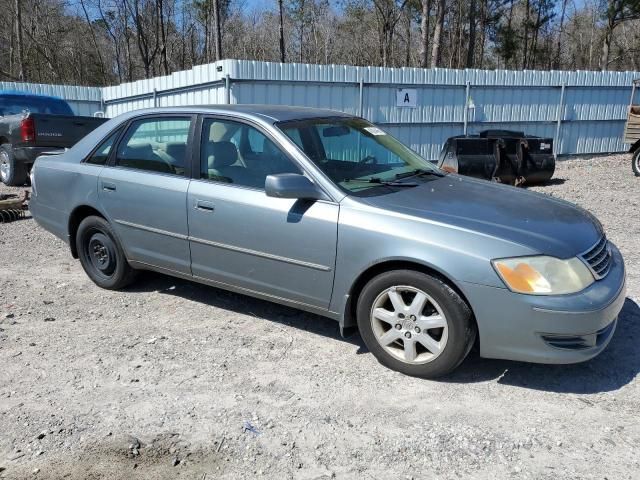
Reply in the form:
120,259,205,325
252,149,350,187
437,130,556,186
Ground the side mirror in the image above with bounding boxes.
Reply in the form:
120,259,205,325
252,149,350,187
265,173,327,200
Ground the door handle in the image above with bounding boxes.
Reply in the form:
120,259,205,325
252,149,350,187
195,200,215,212
102,182,116,192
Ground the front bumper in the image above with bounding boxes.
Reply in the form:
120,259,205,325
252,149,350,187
461,243,626,364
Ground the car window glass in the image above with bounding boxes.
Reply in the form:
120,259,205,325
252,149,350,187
285,128,304,150
278,118,441,197
85,129,121,165
115,117,191,176
200,119,301,189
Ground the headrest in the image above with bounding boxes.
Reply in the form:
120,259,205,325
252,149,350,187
206,141,238,168
123,143,154,159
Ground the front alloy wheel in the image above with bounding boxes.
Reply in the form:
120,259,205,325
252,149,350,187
357,270,475,378
371,286,448,364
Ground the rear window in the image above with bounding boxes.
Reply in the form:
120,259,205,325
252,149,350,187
0,95,73,116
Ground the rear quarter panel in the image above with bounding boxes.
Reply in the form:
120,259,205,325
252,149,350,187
30,154,103,243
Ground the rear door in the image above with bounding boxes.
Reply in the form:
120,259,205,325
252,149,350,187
98,115,195,274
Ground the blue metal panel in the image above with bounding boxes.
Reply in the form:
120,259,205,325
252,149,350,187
564,87,630,121
234,82,359,115
9,60,637,157
471,86,560,123
363,85,464,124
562,120,628,155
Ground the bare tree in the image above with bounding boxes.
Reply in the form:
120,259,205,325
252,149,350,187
430,0,445,67
278,0,286,62
14,0,25,80
600,0,640,70
212,0,223,60
554,0,568,68
419,0,431,67
372,0,410,67
79,0,109,84
467,0,476,67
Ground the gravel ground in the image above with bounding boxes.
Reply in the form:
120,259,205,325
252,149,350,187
0,154,638,480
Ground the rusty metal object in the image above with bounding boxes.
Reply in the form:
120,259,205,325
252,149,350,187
0,190,29,223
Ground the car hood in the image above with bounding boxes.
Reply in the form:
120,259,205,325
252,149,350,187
357,174,603,259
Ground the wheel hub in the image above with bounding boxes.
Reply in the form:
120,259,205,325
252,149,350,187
401,318,416,330
87,233,116,276
95,246,108,264
0,154,9,182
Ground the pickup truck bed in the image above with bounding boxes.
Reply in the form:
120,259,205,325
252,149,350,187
0,92,108,186
8,113,107,162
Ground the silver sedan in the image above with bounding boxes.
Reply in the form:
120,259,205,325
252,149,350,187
29,106,626,378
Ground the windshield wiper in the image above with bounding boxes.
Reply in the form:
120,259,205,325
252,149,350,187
344,178,418,187
395,168,445,179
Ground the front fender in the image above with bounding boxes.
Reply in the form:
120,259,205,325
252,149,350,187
329,202,533,326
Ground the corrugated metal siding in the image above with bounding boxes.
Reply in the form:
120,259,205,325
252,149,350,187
364,85,465,124
8,61,636,159
234,82,360,114
0,81,102,116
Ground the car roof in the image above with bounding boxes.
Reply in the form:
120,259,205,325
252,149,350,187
127,104,354,123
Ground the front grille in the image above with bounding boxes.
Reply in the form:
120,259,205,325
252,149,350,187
580,236,612,280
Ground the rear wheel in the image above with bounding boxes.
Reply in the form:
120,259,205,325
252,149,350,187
0,144,27,186
632,150,640,177
76,216,137,290
356,270,475,378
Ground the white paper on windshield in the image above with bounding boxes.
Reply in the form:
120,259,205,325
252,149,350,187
364,127,386,136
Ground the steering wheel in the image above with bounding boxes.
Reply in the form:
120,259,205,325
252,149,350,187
359,155,378,165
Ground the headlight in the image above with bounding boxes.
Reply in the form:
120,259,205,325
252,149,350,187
492,256,594,295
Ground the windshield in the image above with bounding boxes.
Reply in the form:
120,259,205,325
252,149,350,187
0,96,73,116
277,117,443,196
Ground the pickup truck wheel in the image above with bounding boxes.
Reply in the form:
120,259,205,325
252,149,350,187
632,150,640,177
356,270,475,379
76,216,137,290
0,144,28,186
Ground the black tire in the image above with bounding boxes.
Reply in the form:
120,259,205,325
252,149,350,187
76,215,137,290
0,144,28,186
632,150,640,177
356,270,475,379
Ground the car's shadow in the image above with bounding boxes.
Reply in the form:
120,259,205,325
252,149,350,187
527,177,567,187
127,271,354,343
128,272,639,394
